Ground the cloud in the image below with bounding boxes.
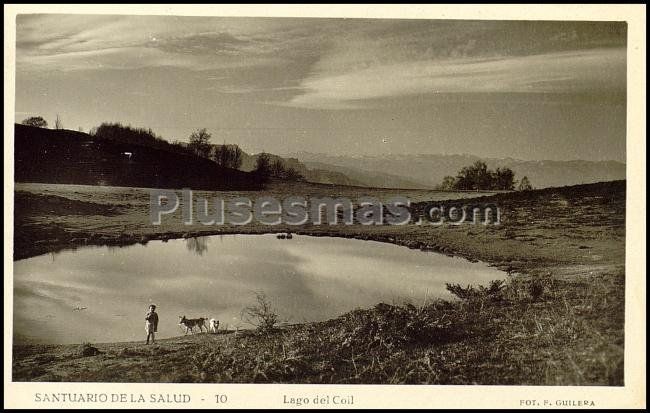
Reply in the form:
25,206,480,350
15,15,300,72
17,45,286,72
15,16,627,110
285,48,626,109
207,84,306,94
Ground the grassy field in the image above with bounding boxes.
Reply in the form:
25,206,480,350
12,180,625,385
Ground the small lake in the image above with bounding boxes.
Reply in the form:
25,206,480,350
13,234,506,344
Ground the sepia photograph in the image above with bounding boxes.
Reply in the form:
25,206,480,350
4,4,646,409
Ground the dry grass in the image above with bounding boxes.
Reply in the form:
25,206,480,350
13,269,624,384
12,180,625,385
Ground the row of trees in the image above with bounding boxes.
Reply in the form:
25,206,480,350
91,122,192,156
214,145,243,170
187,128,243,170
437,161,532,191
188,128,303,181
21,116,302,182
254,152,304,182
187,128,303,181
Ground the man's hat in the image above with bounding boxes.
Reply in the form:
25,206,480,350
149,304,157,309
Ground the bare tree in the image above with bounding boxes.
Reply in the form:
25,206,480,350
188,128,212,158
241,291,279,332
214,144,244,170
230,146,243,170
54,114,63,130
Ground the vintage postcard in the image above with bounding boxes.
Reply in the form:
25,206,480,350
4,4,646,409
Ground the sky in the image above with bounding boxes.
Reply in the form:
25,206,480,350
14,15,627,162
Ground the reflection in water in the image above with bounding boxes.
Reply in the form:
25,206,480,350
107,245,124,253
13,234,506,344
186,237,209,256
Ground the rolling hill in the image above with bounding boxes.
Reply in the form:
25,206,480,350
14,124,263,190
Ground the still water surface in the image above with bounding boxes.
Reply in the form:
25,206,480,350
13,234,506,344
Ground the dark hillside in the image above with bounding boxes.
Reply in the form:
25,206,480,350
14,124,262,190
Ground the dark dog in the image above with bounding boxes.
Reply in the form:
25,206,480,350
178,315,207,334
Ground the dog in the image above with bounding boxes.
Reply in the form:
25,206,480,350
178,315,207,334
208,318,220,333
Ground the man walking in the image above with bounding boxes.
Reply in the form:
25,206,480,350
145,304,159,345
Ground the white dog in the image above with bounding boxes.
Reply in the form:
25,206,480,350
208,318,220,333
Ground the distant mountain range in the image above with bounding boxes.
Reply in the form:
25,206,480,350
205,145,428,188
19,123,623,191
205,144,625,189
209,146,361,186
285,152,626,189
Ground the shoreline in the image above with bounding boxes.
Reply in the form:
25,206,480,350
12,180,626,384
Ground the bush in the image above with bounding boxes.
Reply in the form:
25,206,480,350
445,283,480,300
518,176,533,191
437,161,522,190
436,176,457,190
529,279,544,301
242,291,279,332
21,116,48,128
337,303,456,349
445,279,506,301
79,342,100,357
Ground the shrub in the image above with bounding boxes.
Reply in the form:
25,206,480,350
480,279,506,296
79,342,100,357
21,116,48,128
242,291,280,332
518,176,533,191
436,176,457,190
529,279,544,301
445,283,480,300
446,279,506,301
437,161,521,190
